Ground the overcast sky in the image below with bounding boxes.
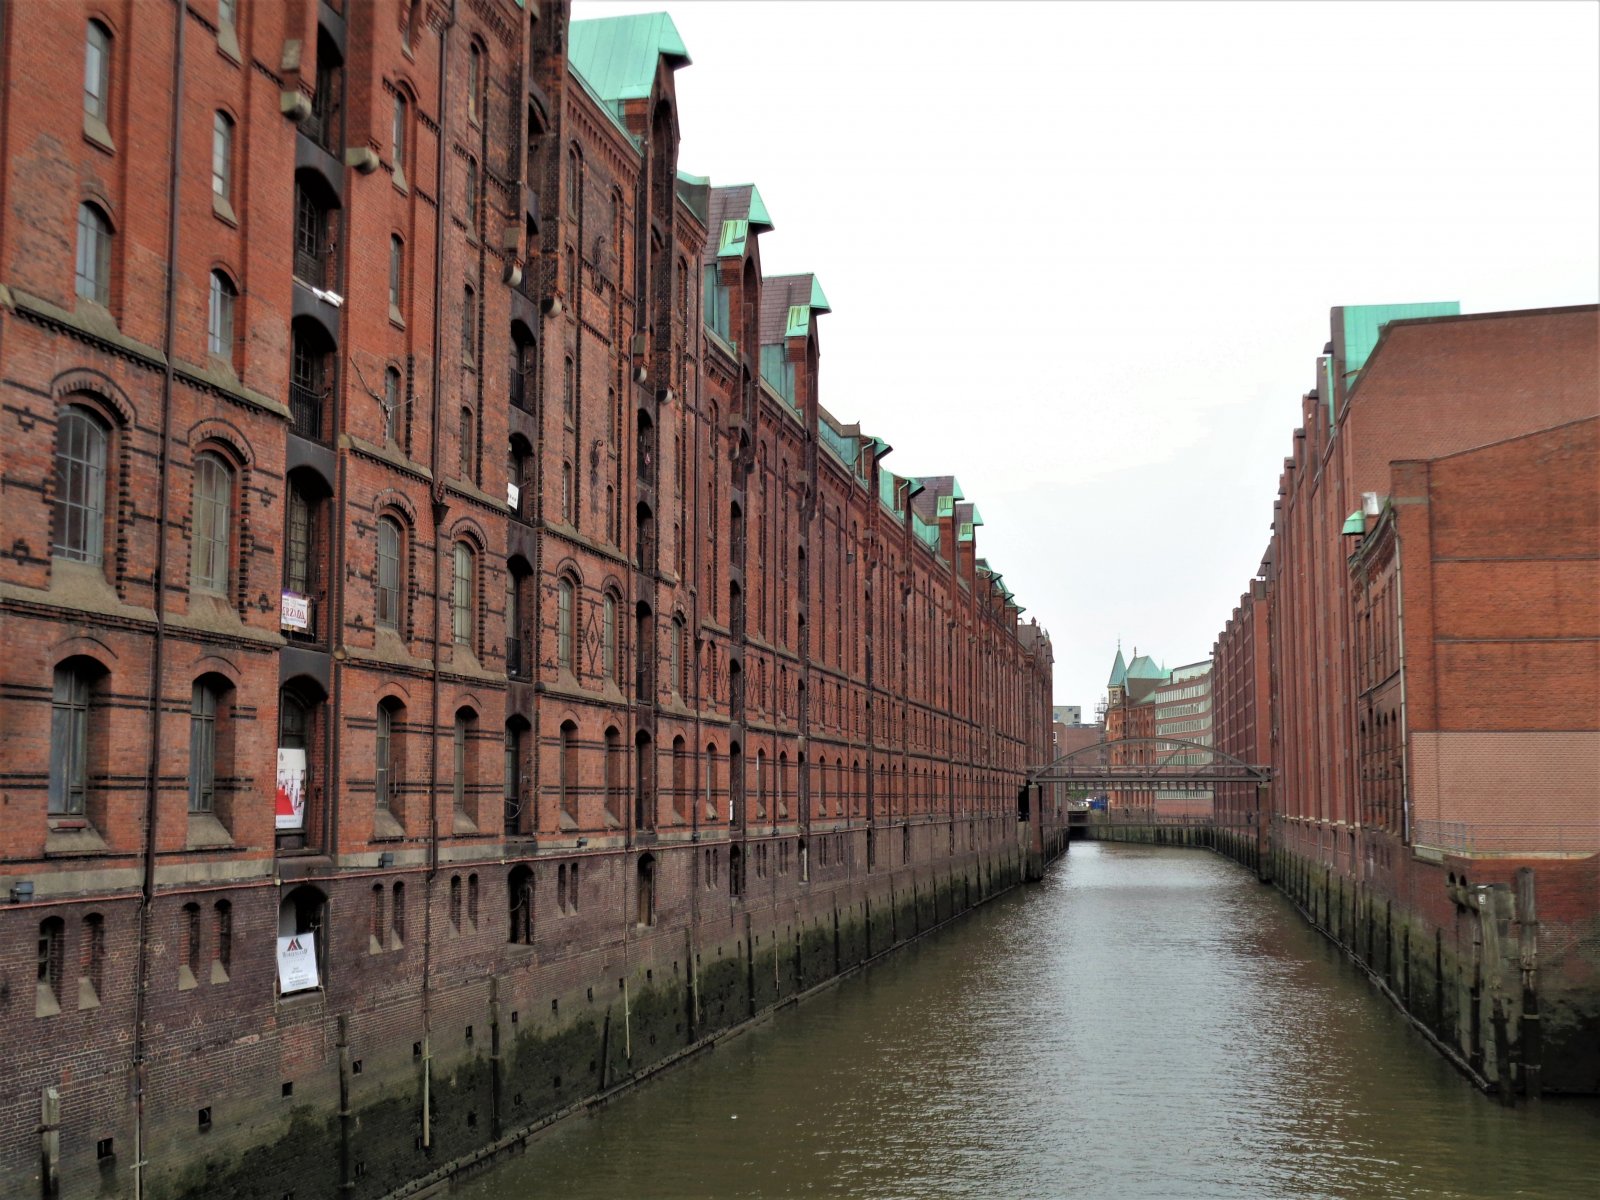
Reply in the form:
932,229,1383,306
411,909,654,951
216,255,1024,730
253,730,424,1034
577,0,1600,713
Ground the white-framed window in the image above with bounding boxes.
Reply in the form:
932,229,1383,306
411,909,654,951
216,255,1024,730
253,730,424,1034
208,270,236,359
190,452,234,594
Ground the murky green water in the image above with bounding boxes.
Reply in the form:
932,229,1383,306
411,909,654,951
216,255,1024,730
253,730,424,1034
464,842,1600,1199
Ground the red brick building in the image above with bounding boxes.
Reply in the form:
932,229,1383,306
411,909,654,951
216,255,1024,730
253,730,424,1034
1215,303,1600,1093
1211,575,1270,867
0,4,1055,1195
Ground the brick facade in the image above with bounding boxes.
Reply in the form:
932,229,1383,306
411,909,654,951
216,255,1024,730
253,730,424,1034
0,4,1056,1195
1211,303,1600,1093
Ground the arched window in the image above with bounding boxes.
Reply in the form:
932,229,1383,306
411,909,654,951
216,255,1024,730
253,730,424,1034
212,112,234,203
190,452,233,594
391,882,406,948
208,271,236,360
84,21,112,124
369,884,386,954
277,686,316,836
189,676,232,817
38,916,65,1016
452,542,475,646
388,235,404,317
277,885,327,994
391,92,408,176
462,285,477,362
508,865,533,945
465,156,479,227
467,44,483,124
561,460,573,523
453,708,477,819
705,743,720,822
756,749,767,820
294,172,337,289
284,473,318,602
53,406,109,565
672,736,687,823
376,515,403,631
458,405,476,480
633,729,653,830
604,726,623,825
563,356,575,419
212,901,232,980
669,615,684,696
559,720,578,823
82,912,106,1002
49,660,100,816
375,699,402,814
504,719,527,833
384,366,404,445
603,593,618,681
636,854,656,926
76,203,112,306
557,576,575,674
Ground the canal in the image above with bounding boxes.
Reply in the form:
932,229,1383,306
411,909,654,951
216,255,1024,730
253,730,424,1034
462,842,1600,1198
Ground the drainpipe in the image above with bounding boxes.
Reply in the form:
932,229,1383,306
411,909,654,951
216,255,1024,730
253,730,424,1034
132,6,187,1197
420,0,459,1151
1392,518,1411,848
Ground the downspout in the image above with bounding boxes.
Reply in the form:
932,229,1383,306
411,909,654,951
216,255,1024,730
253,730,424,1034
132,4,186,1196
1392,518,1411,847
421,0,459,1152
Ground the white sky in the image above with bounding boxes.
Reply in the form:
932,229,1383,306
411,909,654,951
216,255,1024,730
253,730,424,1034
575,0,1600,712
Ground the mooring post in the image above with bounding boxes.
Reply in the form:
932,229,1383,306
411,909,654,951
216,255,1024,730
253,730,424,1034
1515,868,1542,1100
40,1086,60,1200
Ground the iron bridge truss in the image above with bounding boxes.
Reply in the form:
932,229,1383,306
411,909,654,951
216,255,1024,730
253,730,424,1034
1027,737,1272,791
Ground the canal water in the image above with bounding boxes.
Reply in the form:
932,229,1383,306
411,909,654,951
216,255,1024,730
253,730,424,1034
464,842,1600,1199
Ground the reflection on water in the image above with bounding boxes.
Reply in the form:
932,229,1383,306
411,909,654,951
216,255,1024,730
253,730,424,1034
466,843,1600,1199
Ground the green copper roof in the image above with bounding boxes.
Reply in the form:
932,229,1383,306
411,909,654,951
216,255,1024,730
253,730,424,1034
1342,509,1365,535
745,185,773,231
1336,301,1460,417
1126,654,1168,681
807,277,831,312
785,305,810,338
936,494,955,518
958,522,974,543
1107,648,1127,688
568,13,690,107
714,185,775,258
718,219,749,257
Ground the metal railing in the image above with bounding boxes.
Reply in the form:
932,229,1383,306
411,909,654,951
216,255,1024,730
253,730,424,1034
293,247,328,289
289,382,325,441
1411,819,1599,856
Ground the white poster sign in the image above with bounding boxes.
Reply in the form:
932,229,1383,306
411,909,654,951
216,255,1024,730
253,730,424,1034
276,748,307,831
280,591,310,631
507,481,521,508
276,932,319,993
